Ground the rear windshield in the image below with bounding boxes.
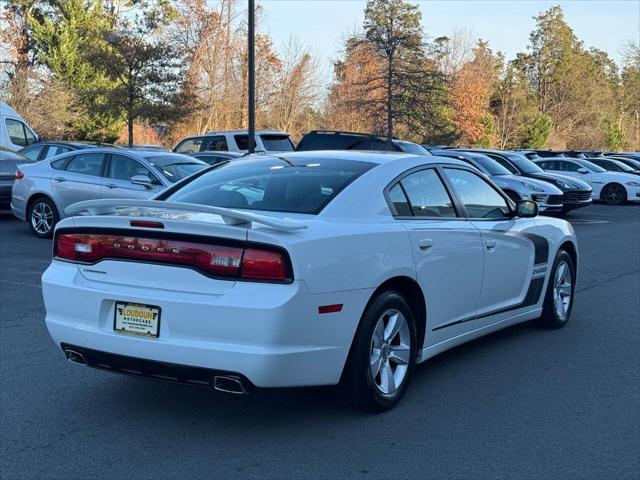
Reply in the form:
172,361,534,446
162,157,375,214
260,135,294,152
146,155,208,183
296,133,395,152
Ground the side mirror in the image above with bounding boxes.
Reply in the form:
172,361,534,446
577,168,588,174
130,174,154,189
516,200,539,218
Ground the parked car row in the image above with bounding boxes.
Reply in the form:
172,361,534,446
5,123,640,240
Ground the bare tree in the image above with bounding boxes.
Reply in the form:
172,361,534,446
268,37,320,136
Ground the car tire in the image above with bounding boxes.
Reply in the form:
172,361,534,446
28,197,59,238
338,291,417,412
536,249,575,329
601,183,627,205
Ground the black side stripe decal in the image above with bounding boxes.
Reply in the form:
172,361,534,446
508,232,549,265
432,275,546,331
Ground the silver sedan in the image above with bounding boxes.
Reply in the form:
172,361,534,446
11,147,208,237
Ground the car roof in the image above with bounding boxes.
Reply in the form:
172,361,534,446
192,151,244,157
251,150,468,167
49,147,196,161
200,130,289,136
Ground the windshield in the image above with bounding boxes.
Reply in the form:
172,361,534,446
505,153,544,173
162,157,375,214
576,159,606,173
260,135,294,152
605,159,635,172
146,155,208,183
616,158,640,169
397,142,428,155
468,154,512,175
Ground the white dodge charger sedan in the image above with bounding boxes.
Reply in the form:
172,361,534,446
42,151,578,411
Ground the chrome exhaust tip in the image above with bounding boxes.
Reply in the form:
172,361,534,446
64,349,87,365
213,375,248,395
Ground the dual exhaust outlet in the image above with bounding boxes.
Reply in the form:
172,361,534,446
63,348,248,395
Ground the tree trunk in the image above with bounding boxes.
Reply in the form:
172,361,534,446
386,56,393,147
128,79,134,147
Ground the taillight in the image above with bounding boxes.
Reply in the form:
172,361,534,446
241,248,287,281
54,232,290,282
15,169,24,180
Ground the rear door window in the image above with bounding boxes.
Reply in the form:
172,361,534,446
388,184,412,216
398,169,457,218
44,145,72,159
260,135,294,151
65,153,105,177
202,136,228,151
559,161,580,172
108,154,159,183
234,135,249,150
20,145,44,161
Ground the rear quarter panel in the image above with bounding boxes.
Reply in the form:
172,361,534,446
248,220,415,294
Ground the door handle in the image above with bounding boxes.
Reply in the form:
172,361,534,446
105,183,118,189
54,177,65,182
485,240,496,251
418,239,433,251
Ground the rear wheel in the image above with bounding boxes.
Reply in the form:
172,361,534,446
28,197,58,238
601,183,627,205
536,250,575,329
338,291,417,412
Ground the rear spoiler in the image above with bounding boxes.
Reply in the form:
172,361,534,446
64,199,307,231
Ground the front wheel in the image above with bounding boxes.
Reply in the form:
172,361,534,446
602,183,627,205
536,250,575,329
338,291,417,412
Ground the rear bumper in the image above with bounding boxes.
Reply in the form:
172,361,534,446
42,261,370,388
10,199,25,220
60,343,256,391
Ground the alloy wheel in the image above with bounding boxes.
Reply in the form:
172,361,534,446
553,260,572,320
604,184,625,204
31,202,54,235
369,309,411,395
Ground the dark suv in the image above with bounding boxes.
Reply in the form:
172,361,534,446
296,131,429,155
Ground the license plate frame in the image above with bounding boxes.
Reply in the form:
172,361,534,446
113,301,161,338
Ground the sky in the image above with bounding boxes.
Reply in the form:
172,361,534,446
258,0,640,78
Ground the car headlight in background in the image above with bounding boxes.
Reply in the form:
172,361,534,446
625,181,640,187
520,181,545,192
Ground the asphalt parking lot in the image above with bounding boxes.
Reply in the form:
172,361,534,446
1,204,639,480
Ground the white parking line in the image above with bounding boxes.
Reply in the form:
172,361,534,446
569,219,610,224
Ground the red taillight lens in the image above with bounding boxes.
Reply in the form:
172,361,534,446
15,169,24,180
240,248,287,281
54,233,290,282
